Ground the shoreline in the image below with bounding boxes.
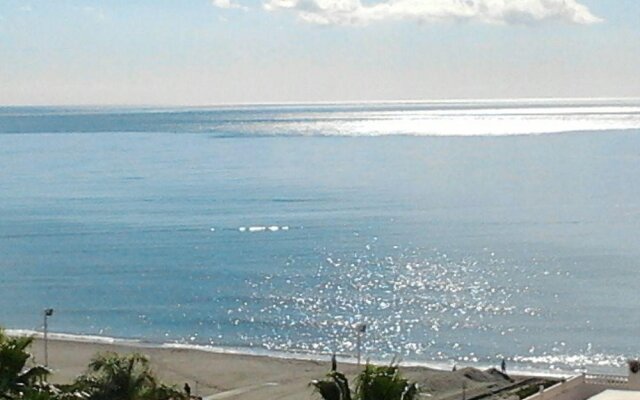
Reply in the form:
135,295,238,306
11,332,559,400
8,328,572,379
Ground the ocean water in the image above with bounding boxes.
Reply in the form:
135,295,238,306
1,99,639,374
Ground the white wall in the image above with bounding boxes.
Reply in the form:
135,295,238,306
525,375,612,400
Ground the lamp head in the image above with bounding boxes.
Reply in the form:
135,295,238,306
44,308,54,316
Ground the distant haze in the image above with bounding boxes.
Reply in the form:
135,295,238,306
0,0,638,105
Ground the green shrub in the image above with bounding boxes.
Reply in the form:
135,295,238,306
312,362,418,400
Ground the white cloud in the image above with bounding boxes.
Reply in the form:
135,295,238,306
212,0,248,10
262,0,603,26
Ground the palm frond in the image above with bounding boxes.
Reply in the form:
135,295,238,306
312,371,352,400
355,363,418,400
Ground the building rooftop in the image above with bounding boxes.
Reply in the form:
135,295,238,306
590,390,640,400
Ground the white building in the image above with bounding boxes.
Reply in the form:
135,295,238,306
525,363,640,400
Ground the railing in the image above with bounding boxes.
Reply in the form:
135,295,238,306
584,374,628,386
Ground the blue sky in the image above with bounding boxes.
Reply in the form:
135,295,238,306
0,0,638,105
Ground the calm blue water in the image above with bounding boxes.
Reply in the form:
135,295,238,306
1,100,639,374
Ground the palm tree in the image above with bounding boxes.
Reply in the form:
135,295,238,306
311,371,352,400
0,329,50,399
76,352,186,400
355,364,418,400
312,362,418,400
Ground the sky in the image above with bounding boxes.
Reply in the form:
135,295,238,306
0,0,639,105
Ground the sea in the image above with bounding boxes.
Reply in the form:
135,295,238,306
1,98,639,375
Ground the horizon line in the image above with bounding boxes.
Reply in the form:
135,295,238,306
2,96,640,109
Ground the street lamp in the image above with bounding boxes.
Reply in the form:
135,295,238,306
43,308,54,367
354,322,367,366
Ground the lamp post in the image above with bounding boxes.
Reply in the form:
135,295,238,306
43,308,54,367
354,322,367,366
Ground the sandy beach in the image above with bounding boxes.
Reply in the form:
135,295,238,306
24,336,550,400
30,337,335,399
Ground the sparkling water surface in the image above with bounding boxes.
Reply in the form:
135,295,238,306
1,100,639,374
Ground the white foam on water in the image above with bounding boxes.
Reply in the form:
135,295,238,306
512,353,627,370
237,225,290,233
5,329,142,346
